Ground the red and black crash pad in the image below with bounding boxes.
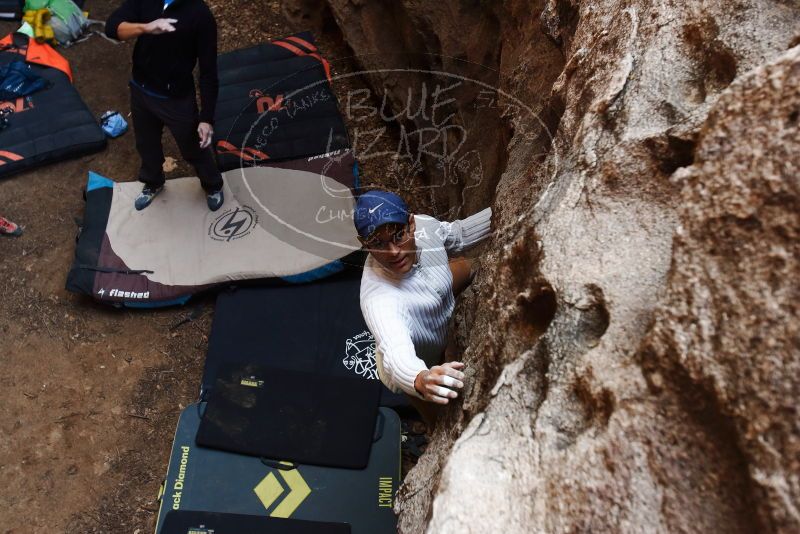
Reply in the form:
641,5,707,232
0,32,106,177
213,32,349,171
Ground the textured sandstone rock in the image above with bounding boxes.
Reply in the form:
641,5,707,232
641,46,800,531
283,0,800,531
430,43,800,533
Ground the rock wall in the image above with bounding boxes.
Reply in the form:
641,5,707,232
282,1,800,532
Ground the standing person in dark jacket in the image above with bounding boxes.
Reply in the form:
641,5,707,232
106,0,225,211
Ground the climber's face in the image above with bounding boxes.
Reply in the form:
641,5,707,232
361,215,417,275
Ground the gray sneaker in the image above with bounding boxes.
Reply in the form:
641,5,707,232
134,185,164,211
207,188,224,211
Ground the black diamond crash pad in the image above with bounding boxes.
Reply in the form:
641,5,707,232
154,404,399,534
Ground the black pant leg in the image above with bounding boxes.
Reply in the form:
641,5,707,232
130,87,166,188
161,95,223,193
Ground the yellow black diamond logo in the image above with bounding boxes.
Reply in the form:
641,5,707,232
253,464,311,518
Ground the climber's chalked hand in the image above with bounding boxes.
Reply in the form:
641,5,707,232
414,362,466,404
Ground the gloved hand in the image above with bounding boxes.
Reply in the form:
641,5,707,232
414,362,465,404
198,122,213,149
144,18,177,34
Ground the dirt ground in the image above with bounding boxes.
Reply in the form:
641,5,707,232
0,2,416,532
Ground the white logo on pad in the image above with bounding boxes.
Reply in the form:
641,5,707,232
343,331,378,379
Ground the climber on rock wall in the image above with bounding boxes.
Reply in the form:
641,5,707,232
355,189,492,424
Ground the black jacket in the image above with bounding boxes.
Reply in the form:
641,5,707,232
106,0,218,123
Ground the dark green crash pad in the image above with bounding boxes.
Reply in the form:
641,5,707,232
155,404,400,534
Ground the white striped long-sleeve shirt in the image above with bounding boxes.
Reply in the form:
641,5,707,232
359,208,492,397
